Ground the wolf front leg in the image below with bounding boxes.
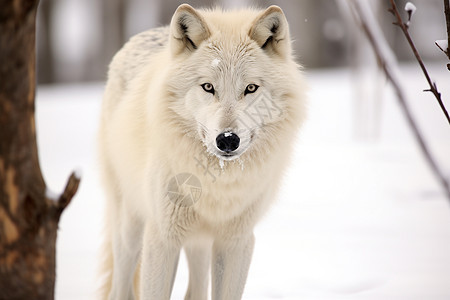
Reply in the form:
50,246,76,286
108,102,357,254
109,236,141,300
184,240,212,300
106,203,143,300
211,233,255,300
140,223,181,300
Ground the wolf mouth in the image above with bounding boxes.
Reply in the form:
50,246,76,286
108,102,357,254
220,153,237,158
213,150,242,161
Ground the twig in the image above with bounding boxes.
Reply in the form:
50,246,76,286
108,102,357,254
388,0,450,127
54,171,81,214
347,0,450,201
444,0,450,60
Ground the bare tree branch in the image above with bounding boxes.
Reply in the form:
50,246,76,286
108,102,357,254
53,171,81,215
388,0,450,127
444,0,450,61
346,0,450,201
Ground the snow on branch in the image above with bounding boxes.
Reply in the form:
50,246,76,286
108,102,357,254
345,0,450,201
435,39,448,55
404,2,416,14
404,2,416,27
388,0,450,127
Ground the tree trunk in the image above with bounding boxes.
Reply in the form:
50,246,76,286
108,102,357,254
0,1,80,299
37,0,55,84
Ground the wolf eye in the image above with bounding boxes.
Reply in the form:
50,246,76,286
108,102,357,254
244,84,259,95
201,83,215,95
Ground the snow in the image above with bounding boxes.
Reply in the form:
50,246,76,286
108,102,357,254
36,64,450,300
211,58,221,67
238,157,245,171
404,2,417,15
435,39,448,53
45,187,60,201
404,2,416,27
73,167,83,179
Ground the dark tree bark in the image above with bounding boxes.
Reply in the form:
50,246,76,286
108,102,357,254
37,0,55,84
0,1,80,299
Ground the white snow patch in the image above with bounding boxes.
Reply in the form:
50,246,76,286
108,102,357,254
435,39,448,53
45,187,60,201
211,58,221,67
74,167,83,179
404,2,416,26
404,2,416,15
237,157,245,170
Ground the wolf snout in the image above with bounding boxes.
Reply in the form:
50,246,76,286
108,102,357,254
216,132,240,153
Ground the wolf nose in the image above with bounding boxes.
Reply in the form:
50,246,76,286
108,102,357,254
216,132,240,153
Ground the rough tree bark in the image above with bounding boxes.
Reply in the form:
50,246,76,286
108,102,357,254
37,0,55,84
0,1,80,299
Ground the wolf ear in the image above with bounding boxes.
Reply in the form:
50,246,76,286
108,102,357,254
249,5,290,58
169,4,211,56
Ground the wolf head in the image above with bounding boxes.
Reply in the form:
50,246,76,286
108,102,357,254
165,4,303,162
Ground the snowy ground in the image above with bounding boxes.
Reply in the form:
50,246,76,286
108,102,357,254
36,64,450,300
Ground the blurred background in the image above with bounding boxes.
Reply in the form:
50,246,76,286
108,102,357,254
33,0,450,299
36,0,446,83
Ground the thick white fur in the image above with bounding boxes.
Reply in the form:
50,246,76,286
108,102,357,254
98,4,306,300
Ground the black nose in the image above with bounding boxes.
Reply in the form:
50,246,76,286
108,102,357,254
216,132,240,153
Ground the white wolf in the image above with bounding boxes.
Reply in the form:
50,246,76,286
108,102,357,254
98,3,306,300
